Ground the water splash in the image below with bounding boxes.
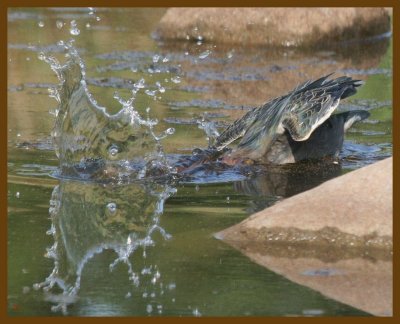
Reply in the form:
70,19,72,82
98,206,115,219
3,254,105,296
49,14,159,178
34,40,183,314
198,50,211,59
39,40,176,182
197,114,220,147
69,20,80,36
170,76,181,84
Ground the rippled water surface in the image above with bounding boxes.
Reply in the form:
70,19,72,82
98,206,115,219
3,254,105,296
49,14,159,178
8,8,392,316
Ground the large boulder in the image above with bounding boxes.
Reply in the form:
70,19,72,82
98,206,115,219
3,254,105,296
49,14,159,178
215,157,393,315
216,157,392,249
155,8,391,47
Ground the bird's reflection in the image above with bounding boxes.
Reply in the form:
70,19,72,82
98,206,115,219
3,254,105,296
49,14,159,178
233,160,342,212
34,179,176,314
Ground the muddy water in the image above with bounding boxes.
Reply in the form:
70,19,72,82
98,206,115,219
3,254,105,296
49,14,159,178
7,8,392,316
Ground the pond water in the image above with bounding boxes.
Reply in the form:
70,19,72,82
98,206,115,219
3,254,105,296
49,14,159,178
7,8,392,316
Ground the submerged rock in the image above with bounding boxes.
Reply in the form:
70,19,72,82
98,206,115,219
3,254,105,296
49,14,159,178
155,8,390,47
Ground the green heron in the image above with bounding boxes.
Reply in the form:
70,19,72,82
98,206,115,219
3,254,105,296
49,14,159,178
177,74,369,172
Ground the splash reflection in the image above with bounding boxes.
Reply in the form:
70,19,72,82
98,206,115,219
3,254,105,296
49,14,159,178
34,179,176,314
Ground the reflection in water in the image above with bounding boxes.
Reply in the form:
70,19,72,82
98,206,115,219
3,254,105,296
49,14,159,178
157,32,391,117
34,179,176,314
33,159,348,314
233,161,342,212
219,231,392,316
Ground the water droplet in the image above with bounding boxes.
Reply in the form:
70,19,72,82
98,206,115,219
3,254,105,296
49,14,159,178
227,51,234,59
184,51,189,56
26,57,31,61
88,7,95,15
108,144,119,157
134,78,145,89
198,50,211,59
113,90,121,101
186,35,190,40
38,52,46,61
46,225,56,236
144,89,155,96
69,20,80,36
170,76,181,84
38,21,45,28
56,20,64,29
155,81,165,93
193,308,201,317
16,192,20,198
86,22,91,28
168,283,176,290
106,202,117,214
152,54,160,63
125,292,131,298
302,309,324,316
166,128,175,135
146,304,153,313
96,16,101,21
226,196,230,203
162,57,169,63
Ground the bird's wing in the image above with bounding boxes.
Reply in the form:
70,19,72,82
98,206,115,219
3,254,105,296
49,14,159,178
281,88,340,141
234,95,291,155
282,76,361,141
213,106,261,150
215,74,362,152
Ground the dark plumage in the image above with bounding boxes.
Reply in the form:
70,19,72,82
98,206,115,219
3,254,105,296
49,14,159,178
175,74,369,172
214,74,367,163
